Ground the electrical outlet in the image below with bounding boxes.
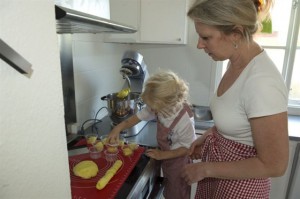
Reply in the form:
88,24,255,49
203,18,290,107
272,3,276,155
67,123,79,134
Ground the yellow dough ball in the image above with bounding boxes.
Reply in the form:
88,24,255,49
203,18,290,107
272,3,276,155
95,141,104,151
123,147,133,156
119,140,125,148
117,88,130,98
107,146,118,153
128,143,138,150
73,160,98,179
87,136,97,145
101,138,107,145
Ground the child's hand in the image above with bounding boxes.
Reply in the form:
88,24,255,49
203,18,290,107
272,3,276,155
145,148,163,160
107,129,120,144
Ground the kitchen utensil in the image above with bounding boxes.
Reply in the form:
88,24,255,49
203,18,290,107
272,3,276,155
119,50,149,94
101,92,143,124
192,105,213,121
88,146,101,159
104,149,119,162
100,135,126,148
85,133,98,148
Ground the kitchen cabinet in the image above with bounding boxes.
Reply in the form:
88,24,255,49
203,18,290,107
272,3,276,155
285,142,300,199
105,0,188,44
269,140,298,199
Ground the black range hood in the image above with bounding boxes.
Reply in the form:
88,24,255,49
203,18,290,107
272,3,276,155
55,5,137,34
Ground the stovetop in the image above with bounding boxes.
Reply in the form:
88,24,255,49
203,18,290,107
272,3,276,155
68,115,158,150
83,115,147,137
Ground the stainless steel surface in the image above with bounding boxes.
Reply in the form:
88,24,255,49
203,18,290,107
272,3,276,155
0,38,33,77
194,120,214,130
101,92,141,120
120,51,149,93
192,105,214,130
55,5,137,34
192,105,213,121
285,143,300,199
126,120,158,147
58,34,77,134
68,146,89,156
77,115,156,142
120,120,149,138
127,158,161,199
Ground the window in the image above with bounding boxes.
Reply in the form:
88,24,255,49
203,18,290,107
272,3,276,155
217,0,300,115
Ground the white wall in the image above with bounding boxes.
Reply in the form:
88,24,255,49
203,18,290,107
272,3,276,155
0,1,71,199
71,18,215,128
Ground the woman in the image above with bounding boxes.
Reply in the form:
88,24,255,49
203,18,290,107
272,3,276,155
181,0,289,198
108,70,196,199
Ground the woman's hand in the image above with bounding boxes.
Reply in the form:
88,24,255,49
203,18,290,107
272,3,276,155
189,128,213,159
189,138,203,160
181,162,207,185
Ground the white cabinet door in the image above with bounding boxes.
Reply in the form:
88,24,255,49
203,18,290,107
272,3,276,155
105,0,139,43
270,141,298,199
286,142,300,199
105,0,187,44
139,0,187,44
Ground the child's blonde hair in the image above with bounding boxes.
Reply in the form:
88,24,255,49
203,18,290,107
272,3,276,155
141,70,190,116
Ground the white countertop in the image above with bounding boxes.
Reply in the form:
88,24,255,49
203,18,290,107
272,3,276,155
288,115,300,141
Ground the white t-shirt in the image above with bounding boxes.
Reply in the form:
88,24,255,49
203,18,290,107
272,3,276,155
136,106,196,150
210,51,288,146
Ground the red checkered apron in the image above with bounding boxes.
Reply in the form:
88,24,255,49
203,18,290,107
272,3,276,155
195,127,271,199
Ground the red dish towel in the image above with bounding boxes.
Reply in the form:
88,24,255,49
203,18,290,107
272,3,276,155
69,147,145,199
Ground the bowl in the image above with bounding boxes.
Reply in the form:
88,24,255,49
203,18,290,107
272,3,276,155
89,146,101,159
192,105,213,121
104,149,119,162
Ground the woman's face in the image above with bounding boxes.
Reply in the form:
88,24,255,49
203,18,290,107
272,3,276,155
194,22,234,61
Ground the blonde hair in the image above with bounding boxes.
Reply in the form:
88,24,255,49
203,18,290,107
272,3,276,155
188,0,273,42
141,71,189,115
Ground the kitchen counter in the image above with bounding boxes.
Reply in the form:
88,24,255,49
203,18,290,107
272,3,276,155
68,146,157,199
125,120,159,147
288,115,300,141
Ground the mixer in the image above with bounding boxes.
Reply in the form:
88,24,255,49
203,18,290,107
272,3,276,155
101,50,149,137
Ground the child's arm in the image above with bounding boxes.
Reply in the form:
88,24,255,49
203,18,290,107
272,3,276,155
145,147,188,160
107,115,141,143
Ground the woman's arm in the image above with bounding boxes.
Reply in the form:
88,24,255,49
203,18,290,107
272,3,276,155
182,112,289,184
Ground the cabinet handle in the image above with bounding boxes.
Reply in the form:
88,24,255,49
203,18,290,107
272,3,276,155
0,39,33,77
